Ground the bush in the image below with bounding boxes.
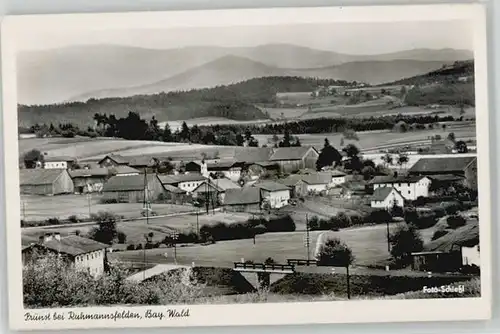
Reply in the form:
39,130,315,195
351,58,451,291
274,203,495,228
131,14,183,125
88,211,118,245
68,215,80,224
442,202,462,215
389,224,424,265
447,215,467,229
46,217,61,225
117,231,127,244
316,237,354,267
431,230,449,241
390,205,404,218
364,209,392,225
126,244,135,250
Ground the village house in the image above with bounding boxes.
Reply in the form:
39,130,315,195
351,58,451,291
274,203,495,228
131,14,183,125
245,161,280,180
269,146,319,174
318,170,347,187
253,181,291,209
369,175,432,200
185,161,208,175
22,233,110,278
128,156,159,173
158,173,207,194
102,173,165,203
69,168,110,194
412,222,478,272
43,156,77,170
206,161,244,182
20,168,74,196
370,187,404,210
191,177,241,204
98,154,130,168
223,187,261,213
408,156,477,189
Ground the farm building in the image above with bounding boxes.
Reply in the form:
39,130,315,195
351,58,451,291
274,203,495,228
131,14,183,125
158,173,207,194
160,185,188,205
295,174,330,196
22,233,109,278
318,170,347,187
235,147,273,165
191,178,241,203
69,168,110,194
223,187,261,213
245,161,280,179
206,161,244,182
128,156,158,172
415,221,480,272
98,154,130,168
102,173,165,203
43,156,76,170
253,181,291,209
269,146,319,173
370,187,404,210
369,175,432,200
20,168,74,195
408,156,477,189
109,165,141,177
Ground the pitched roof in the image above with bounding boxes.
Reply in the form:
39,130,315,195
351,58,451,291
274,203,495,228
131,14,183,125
408,156,476,174
254,181,291,192
69,168,110,178
250,161,279,168
235,147,273,163
192,178,241,193
269,146,317,161
109,165,141,175
103,174,159,192
300,174,331,185
371,187,402,201
40,235,109,256
44,156,76,162
425,221,479,252
224,187,261,205
369,175,427,185
98,154,129,165
158,173,207,185
319,170,347,177
128,156,156,167
207,160,240,170
280,175,304,186
428,174,466,182
163,184,186,194
19,168,67,186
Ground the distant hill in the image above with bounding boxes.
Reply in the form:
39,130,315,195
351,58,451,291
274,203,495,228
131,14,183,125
18,44,473,105
383,60,474,86
18,76,347,128
73,56,452,101
386,60,476,107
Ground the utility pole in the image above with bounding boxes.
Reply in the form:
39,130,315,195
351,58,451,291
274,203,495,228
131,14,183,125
196,208,200,236
346,265,351,300
386,220,391,253
305,214,310,262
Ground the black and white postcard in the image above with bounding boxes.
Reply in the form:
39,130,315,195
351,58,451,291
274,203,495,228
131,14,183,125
1,3,492,330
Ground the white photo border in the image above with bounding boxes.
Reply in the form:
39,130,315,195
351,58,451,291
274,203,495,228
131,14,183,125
1,3,492,330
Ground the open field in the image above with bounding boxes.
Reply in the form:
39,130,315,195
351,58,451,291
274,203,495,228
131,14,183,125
21,210,252,245
19,136,192,160
21,194,195,221
109,223,437,268
159,117,269,131
255,122,476,153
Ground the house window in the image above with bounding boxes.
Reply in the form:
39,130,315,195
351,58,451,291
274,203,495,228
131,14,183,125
407,183,410,187
86,255,89,260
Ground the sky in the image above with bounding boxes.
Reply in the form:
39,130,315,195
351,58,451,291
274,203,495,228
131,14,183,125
17,20,473,55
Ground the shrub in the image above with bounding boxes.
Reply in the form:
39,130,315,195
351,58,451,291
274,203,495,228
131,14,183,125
364,209,392,225
389,224,424,265
126,244,135,250
390,205,404,218
68,215,80,224
117,231,127,244
316,237,354,267
46,217,60,225
308,216,320,230
447,215,467,229
431,230,449,241
88,211,118,245
442,202,462,215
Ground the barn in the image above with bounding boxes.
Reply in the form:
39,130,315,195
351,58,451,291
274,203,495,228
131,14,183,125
269,146,319,173
98,154,130,168
69,168,110,194
223,187,261,213
20,168,74,195
102,173,165,203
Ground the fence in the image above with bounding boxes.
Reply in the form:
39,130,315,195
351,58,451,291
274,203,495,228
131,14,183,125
233,262,295,272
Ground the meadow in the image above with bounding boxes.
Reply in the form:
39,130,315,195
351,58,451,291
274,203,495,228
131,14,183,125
21,209,252,245
21,194,195,221
109,223,437,269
